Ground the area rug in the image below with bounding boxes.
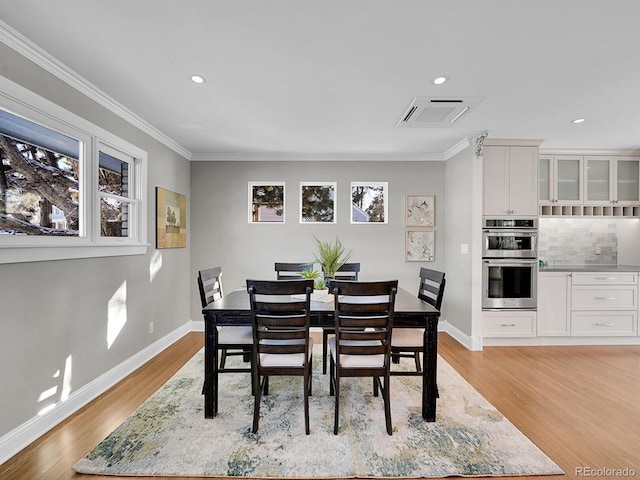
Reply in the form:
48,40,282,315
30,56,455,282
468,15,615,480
74,348,563,478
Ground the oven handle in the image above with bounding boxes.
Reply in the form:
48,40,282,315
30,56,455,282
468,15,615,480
482,229,538,234
483,259,538,266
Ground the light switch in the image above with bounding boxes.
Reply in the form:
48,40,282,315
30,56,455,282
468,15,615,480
461,243,469,255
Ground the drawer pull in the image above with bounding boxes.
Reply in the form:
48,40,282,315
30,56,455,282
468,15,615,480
595,277,617,281
594,297,615,300
500,323,517,327
594,322,615,327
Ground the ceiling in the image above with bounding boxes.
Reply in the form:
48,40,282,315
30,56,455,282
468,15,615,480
1,0,639,160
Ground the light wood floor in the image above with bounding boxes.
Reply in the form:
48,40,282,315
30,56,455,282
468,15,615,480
1,332,639,480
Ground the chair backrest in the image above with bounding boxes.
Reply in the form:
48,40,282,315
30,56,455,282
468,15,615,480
275,262,313,279
330,280,398,361
418,267,446,310
333,262,360,281
247,279,314,365
198,266,224,308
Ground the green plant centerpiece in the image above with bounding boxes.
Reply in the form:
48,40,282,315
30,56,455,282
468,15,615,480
299,267,326,290
313,236,351,280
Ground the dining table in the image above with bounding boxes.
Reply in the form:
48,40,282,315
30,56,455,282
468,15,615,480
201,287,441,421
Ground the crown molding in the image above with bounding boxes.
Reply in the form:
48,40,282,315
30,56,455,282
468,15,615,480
443,137,471,160
0,20,192,160
190,151,447,162
539,147,640,156
483,138,545,147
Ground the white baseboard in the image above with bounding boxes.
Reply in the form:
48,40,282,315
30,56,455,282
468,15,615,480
439,321,483,351
0,320,196,465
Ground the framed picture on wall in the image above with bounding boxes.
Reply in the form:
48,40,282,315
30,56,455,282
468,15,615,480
299,182,336,223
248,182,285,223
156,187,187,248
406,194,435,226
405,229,435,262
351,182,388,224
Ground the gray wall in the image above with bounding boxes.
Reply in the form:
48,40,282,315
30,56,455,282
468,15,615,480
444,147,474,335
0,43,191,436
190,160,447,321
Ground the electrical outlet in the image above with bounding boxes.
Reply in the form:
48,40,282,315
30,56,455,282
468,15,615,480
595,246,602,255
149,321,154,333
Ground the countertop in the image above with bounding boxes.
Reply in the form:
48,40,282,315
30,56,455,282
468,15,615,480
540,264,640,273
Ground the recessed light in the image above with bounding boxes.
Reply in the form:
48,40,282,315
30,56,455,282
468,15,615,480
571,118,585,124
433,76,448,85
191,74,206,84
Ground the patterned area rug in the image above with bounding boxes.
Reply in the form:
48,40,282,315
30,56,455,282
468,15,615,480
74,348,562,478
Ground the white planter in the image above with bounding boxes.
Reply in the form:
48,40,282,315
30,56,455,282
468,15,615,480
311,289,333,303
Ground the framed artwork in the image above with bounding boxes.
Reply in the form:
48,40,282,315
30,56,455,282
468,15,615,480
351,182,388,224
406,229,435,262
406,195,435,226
248,182,285,223
156,187,187,248
300,182,336,223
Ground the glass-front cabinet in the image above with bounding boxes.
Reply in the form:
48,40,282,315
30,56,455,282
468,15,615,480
538,155,583,204
584,156,640,205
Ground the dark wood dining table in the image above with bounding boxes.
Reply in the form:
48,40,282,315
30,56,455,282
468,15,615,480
201,287,441,421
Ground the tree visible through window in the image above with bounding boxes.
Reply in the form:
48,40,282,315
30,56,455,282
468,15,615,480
0,109,80,236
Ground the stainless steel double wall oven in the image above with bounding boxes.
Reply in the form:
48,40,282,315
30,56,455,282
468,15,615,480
482,218,538,310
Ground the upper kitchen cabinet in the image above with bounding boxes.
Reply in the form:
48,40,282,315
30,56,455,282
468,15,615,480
539,152,640,217
539,155,583,205
483,145,539,217
584,155,640,206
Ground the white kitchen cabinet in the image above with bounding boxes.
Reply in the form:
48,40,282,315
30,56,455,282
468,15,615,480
537,272,571,336
482,310,537,337
584,155,640,206
570,272,638,337
483,145,538,216
538,154,583,205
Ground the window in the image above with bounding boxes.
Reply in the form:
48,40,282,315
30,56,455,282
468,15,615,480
0,76,147,263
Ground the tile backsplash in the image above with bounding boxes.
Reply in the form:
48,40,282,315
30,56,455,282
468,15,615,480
538,218,617,265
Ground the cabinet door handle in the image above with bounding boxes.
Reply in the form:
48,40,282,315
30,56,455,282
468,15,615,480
500,323,517,327
594,297,616,300
595,322,615,327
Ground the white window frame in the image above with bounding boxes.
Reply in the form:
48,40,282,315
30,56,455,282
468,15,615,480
0,76,148,264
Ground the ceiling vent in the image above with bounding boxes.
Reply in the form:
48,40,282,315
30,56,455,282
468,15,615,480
396,97,483,128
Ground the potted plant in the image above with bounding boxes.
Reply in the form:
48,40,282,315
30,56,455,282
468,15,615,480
313,236,351,280
299,267,326,290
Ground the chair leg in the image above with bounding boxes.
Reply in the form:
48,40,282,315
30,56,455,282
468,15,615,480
383,374,393,436
413,352,422,372
263,376,269,395
373,376,379,397
329,355,335,396
252,373,262,434
322,330,329,374
304,370,310,435
333,373,340,435
219,348,227,369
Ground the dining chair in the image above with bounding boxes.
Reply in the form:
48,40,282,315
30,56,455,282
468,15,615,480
321,262,360,374
247,278,314,435
390,267,445,386
274,262,312,279
329,279,397,435
198,267,253,412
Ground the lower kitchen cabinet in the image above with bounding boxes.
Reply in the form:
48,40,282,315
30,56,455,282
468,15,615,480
571,311,638,336
491,270,640,342
570,272,638,336
538,272,571,336
482,310,536,337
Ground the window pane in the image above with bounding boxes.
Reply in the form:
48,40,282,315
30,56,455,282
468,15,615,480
99,151,129,198
101,197,129,237
0,109,80,236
